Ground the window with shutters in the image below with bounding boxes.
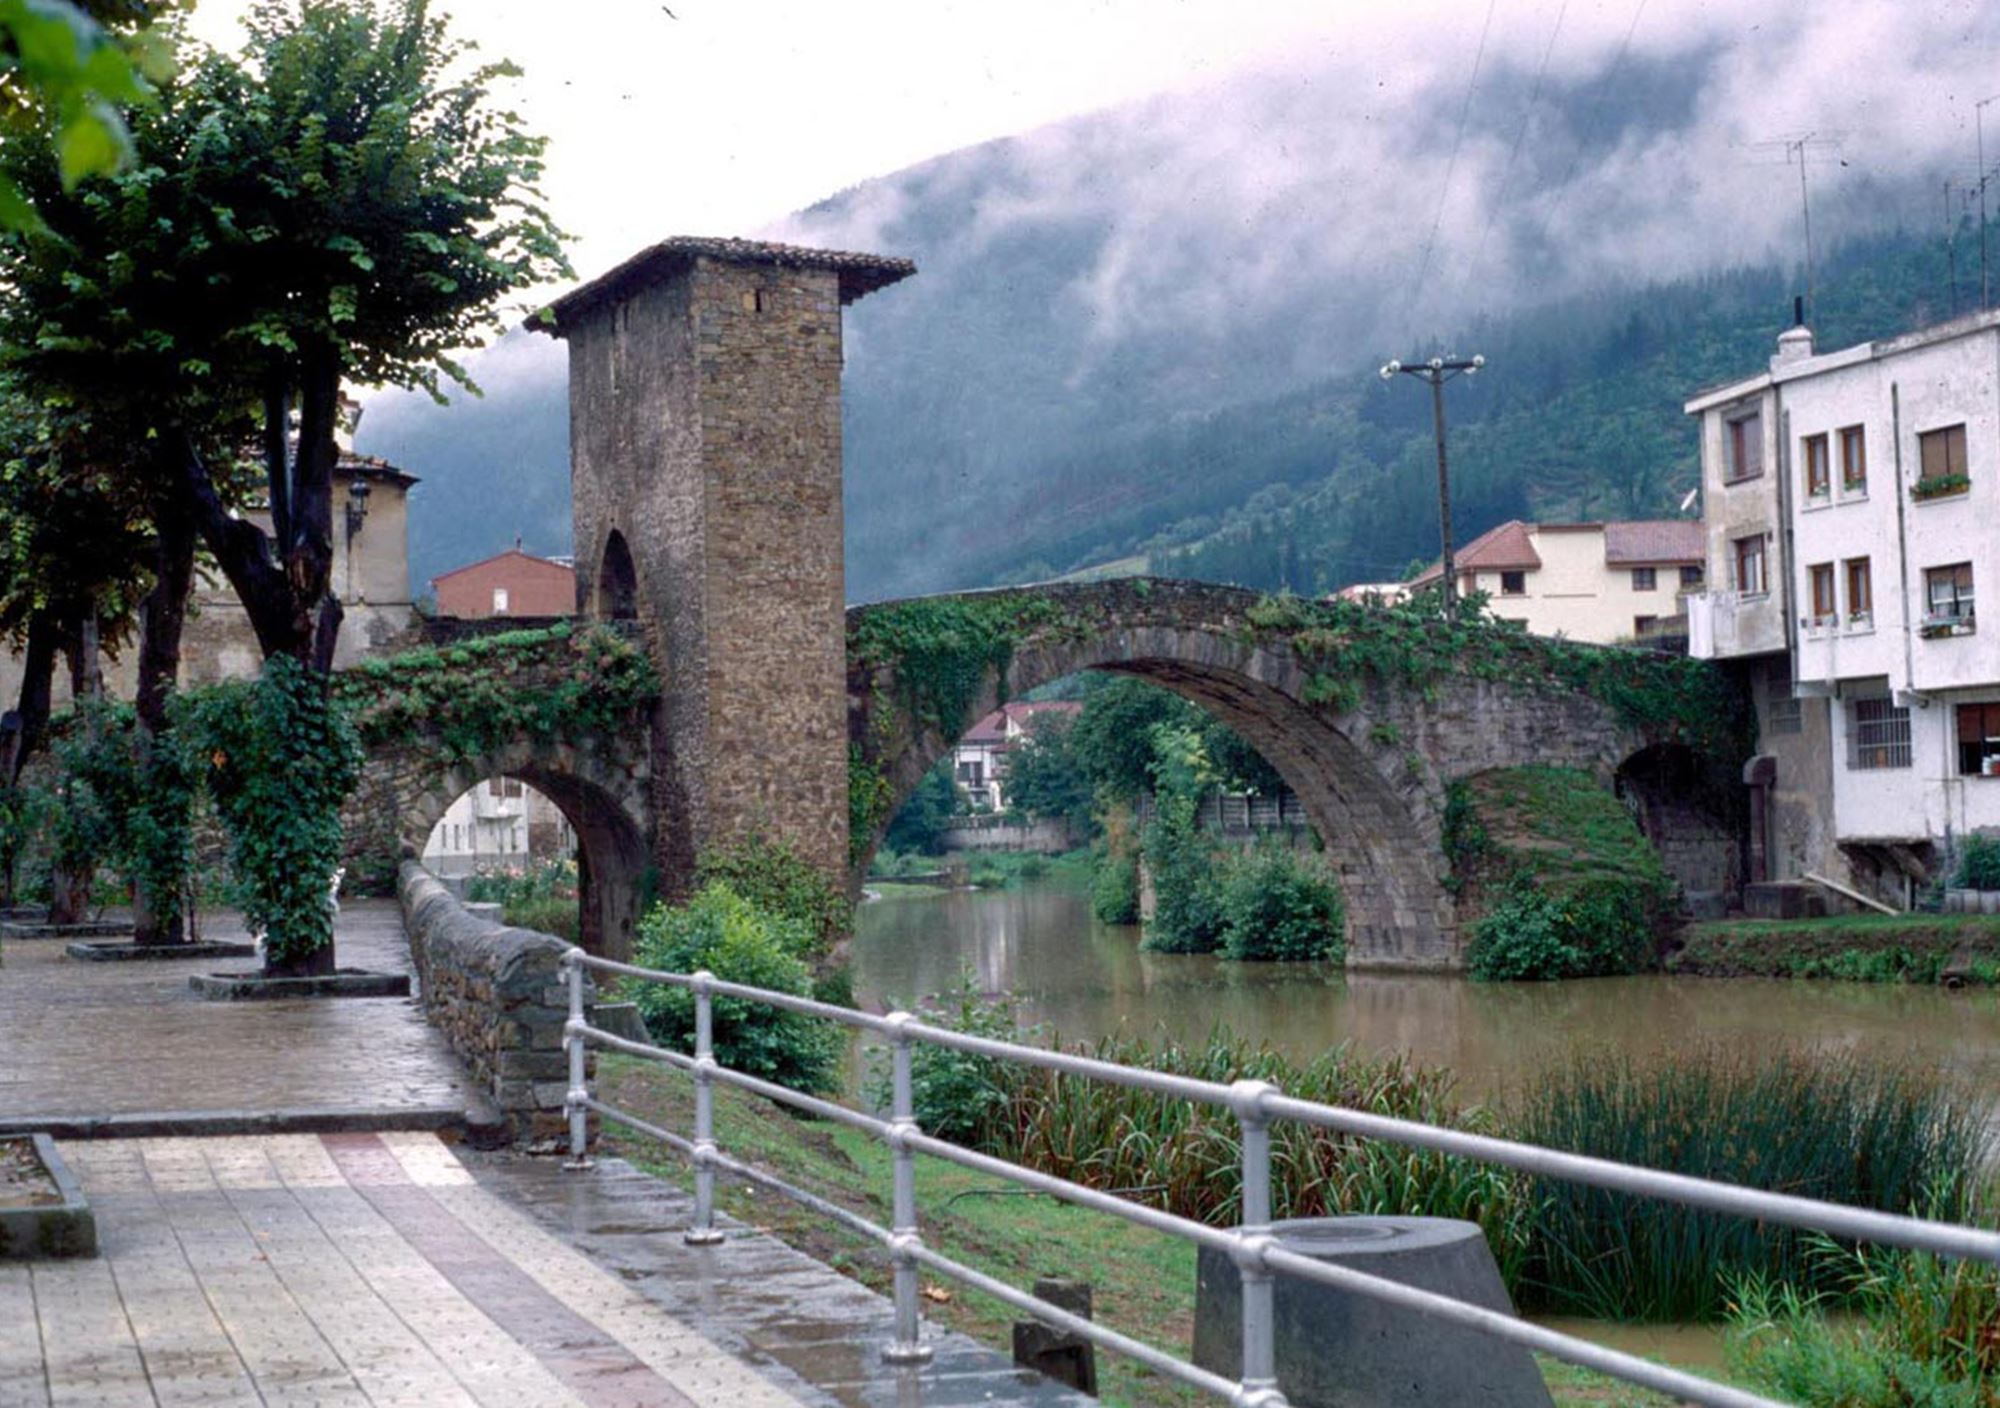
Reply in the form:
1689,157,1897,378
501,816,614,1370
1802,433,1830,498
1839,425,1867,491
1956,701,2000,776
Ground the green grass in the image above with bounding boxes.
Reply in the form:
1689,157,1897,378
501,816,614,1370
1463,766,1676,891
1673,913,2000,984
595,1054,1705,1406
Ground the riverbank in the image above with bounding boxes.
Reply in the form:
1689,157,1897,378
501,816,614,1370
1670,912,2000,984
595,1053,1694,1407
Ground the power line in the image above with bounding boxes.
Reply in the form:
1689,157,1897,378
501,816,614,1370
1405,0,1499,326
1463,0,1569,312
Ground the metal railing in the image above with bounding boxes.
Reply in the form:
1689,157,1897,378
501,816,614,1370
560,949,2000,1408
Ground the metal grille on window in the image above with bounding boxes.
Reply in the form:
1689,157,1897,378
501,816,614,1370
1765,696,1802,736
1848,697,1912,770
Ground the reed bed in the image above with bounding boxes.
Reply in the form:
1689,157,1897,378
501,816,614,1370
1508,1047,1992,1322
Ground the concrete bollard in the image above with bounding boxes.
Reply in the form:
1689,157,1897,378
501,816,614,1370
1013,1276,1097,1395
1193,1217,1552,1407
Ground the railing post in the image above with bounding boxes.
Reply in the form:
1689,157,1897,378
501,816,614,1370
686,970,727,1246
1231,1079,1288,1408
562,948,593,1172
882,1012,933,1365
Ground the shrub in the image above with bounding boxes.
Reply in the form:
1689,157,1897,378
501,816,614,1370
503,893,579,943
695,833,851,957
1512,1048,1991,1321
1466,875,1653,980
1140,722,1227,953
626,882,841,1093
1955,833,2000,892
1090,849,1140,923
467,856,578,907
869,969,1033,1146
1219,844,1345,962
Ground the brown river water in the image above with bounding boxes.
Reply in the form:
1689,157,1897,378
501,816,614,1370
851,875,2000,1376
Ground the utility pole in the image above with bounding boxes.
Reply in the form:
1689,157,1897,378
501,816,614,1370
1380,353,1485,620
1946,178,1960,316
1748,133,1842,327
1788,135,1819,327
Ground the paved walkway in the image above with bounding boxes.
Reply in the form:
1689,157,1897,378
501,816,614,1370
0,903,466,1135
1,1133,806,1407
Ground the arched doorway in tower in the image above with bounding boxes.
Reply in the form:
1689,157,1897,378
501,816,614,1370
596,529,639,621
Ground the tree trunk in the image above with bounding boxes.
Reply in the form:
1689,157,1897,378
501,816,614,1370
131,493,198,946
48,609,103,926
0,613,61,910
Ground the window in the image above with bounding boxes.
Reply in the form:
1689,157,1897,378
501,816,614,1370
1499,569,1526,595
1956,702,2000,776
956,760,983,786
1845,557,1873,619
1633,615,1659,637
1839,425,1867,490
1725,410,1763,481
1631,567,1657,591
1733,535,1766,595
1766,695,1803,735
492,586,510,614
1680,564,1704,589
1926,562,1975,622
1802,433,1830,497
1808,563,1836,622
1919,424,1968,485
1848,697,1912,770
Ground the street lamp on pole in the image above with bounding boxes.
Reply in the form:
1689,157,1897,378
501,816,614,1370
1380,353,1485,619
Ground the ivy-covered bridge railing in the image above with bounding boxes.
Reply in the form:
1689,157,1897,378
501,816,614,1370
559,949,2000,1408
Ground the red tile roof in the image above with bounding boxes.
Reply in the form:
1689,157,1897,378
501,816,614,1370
1411,520,1541,585
1603,520,1704,565
962,700,1083,744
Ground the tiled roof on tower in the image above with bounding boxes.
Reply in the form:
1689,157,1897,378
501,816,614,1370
538,236,918,330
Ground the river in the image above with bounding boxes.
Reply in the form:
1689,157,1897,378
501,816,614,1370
853,875,2000,1106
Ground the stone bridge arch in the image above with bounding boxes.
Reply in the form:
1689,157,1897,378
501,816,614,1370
344,730,652,960
850,579,1725,969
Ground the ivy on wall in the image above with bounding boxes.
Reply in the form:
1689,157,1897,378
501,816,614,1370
848,594,1072,738
332,621,660,762
1242,590,1755,764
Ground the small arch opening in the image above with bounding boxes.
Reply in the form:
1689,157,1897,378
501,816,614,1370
597,529,639,622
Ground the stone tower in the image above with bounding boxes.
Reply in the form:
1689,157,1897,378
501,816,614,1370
543,237,916,890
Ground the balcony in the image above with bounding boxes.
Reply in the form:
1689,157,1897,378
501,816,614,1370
1686,589,1785,660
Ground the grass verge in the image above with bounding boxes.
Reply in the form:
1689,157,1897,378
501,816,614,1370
1671,913,2000,984
596,1053,1696,1407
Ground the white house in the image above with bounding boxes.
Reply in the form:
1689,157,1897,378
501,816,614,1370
951,701,1082,812
420,777,576,878
1685,307,2000,899
1406,518,1703,645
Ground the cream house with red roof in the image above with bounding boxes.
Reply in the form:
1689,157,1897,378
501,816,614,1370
1409,518,1703,644
951,700,1083,811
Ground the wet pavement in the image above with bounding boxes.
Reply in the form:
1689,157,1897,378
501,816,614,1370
0,901,468,1136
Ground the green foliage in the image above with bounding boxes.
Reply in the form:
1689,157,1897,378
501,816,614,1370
1466,876,1655,981
913,1003,1530,1285
42,700,122,879
1912,473,1973,502
333,622,657,760
1068,675,1279,802
848,593,1068,736
1440,779,1490,892
695,833,852,958
1243,591,1754,764
881,759,957,857
1955,834,2000,891
1671,913,2000,985
1001,713,1094,834
1218,843,1345,963
465,855,576,906
184,655,360,966
848,744,893,864
869,969,1031,1147
502,893,579,943
1729,1239,2000,1408
1138,721,1226,954
1511,1048,1991,1321
626,882,841,1094
0,0,155,231
1089,849,1140,924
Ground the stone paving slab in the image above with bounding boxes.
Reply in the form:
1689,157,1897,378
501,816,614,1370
2,1133,810,1408
0,902,467,1134
466,1147,1096,1408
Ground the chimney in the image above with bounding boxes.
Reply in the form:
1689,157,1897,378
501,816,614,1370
1771,296,1814,369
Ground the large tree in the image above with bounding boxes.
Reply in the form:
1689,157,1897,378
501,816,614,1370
0,0,566,968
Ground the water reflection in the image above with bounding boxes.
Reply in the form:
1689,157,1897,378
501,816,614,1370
854,878,2000,1105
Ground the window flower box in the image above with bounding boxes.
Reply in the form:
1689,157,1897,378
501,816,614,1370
1920,615,1977,639
1912,473,1972,501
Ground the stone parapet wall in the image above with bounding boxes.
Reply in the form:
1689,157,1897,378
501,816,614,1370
397,860,582,1144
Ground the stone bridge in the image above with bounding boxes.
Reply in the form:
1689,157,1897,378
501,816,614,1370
849,579,1742,968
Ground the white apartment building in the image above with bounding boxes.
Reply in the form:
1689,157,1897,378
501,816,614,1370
1409,518,1703,645
420,777,577,878
1686,308,2000,897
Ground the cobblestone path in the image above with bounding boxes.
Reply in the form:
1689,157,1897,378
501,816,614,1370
0,1133,806,1408
0,903,466,1133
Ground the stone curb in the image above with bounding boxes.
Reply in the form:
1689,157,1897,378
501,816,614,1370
189,968,413,1000
0,1132,94,1258
65,940,257,963
0,1106,464,1141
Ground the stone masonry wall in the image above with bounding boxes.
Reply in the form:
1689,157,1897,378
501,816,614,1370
398,861,581,1144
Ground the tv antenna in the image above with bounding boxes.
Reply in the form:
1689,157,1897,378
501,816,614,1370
1746,132,1846,326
